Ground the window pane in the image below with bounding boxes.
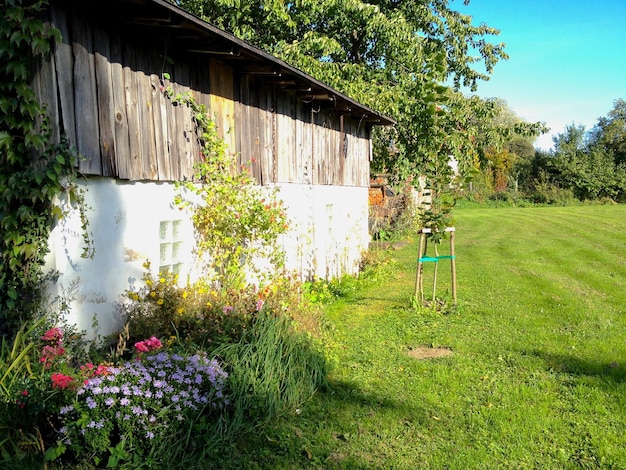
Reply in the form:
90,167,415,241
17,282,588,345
172,220,182,240
160,243,172,265
159,221,170,241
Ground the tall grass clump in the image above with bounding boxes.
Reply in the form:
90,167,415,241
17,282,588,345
216,311,327,431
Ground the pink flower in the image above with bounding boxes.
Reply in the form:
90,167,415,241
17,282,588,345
255,299,265,311
40,345,65,369
222,305,234,314
95,365,110,376
80,363,95,373
134,336,162,353
41,327,63,343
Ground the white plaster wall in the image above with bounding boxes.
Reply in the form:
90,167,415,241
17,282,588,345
46,178,370,338
277,183,370,280
46,178,197,337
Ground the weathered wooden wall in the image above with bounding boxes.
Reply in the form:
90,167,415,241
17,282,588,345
33,1,373,188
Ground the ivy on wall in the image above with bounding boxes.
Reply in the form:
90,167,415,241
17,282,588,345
0,0,83,336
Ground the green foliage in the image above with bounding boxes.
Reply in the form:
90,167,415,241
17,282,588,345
0,315,90,465
589,98,626,166
214,311,327,428
466,99,626,206
525,122,626,202
169,89,288,289
0,0,84,337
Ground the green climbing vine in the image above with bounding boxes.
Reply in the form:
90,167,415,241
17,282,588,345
0,0,85,336
163,78,289,289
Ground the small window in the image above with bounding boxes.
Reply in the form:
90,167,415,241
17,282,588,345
159,220,184,275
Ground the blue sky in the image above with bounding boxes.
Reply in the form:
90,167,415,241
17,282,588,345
456,0,626,150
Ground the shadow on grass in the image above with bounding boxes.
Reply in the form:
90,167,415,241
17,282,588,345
533,350,626,384
207,378,413,469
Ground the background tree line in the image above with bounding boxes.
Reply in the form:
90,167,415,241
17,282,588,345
470,98,626,204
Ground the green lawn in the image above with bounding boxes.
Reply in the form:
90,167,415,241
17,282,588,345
215,205,626,469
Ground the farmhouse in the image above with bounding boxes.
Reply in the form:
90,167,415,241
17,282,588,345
34,0,394,335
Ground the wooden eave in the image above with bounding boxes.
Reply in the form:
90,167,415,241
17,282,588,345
71,0,396,126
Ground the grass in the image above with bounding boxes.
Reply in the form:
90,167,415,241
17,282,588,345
208,205,626,469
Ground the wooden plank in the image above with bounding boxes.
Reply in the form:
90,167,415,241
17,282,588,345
72,7,102,174
327,112,339,185
249,87,263,184
209,59,235,157
311,108,320,185
31,52,60,147
276,91,296,183
256,85,274,185
194,57,213,178
136,51,158,179
236,75,250,172
122,41,142,179
40,16,61,145
338,114,345,186
150,49,170,181
50,3,76,149
295,102,312,184
110,31,131,179
237,75,263,183
173,60,194,180
189,58,207,177
166,80,182,182
92,23,116,176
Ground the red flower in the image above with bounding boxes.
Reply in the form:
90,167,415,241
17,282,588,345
21,390,28,396
51,372,74,390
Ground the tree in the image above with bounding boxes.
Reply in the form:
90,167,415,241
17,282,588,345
468,98,546,195
177,0,545,228
540,123,625,201
588,98,626,166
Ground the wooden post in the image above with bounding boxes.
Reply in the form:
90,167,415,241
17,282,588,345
414,230,427,300
432,244,438,302
414,227,457,307
449,228,457,305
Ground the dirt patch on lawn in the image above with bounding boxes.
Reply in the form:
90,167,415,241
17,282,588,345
407,347,454,360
